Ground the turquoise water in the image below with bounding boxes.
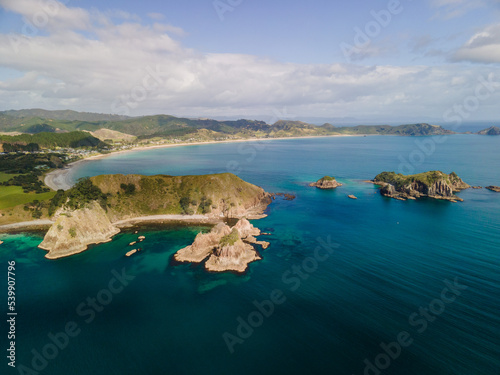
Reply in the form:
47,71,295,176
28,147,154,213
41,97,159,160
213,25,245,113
1,136,499,375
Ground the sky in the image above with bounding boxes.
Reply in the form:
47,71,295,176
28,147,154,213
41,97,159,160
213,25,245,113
0,0,499,123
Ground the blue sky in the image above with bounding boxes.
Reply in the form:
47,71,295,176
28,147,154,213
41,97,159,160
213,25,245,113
0,0,499,123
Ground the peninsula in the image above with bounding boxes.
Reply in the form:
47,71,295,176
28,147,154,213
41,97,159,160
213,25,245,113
373,171,470,202
36,173,272,261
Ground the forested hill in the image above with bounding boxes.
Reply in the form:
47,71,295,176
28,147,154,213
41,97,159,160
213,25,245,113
0,131,105,151
0,109,456,140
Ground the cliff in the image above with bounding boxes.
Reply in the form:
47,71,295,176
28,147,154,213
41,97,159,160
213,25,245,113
374,171,470,202
174,218,269,273
39,201,120,259
309,176,342,189
38,173,272,259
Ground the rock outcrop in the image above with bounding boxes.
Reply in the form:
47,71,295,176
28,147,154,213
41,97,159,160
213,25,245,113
174,222,231,263
36,173,273,260
309,176,342,189
486,186,500,192
174,218,269,273
373,171,470,202
39,201,120,259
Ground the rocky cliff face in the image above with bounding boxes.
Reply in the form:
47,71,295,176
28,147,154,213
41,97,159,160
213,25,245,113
309,176,342,189
39,201,120,259
205,239,260,273
374,171,470,202
174,222,231,263
174,218,269,273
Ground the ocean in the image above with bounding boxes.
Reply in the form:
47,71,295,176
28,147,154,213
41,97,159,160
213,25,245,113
1,135,499,375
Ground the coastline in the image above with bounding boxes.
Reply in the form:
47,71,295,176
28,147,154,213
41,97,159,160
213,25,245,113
0,214,224,234
0,220,54,233
44,134,358,191
113,214,222,227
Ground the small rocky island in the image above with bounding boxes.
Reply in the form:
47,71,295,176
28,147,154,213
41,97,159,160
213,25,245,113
309,176,342,189
174,218,270,273
38,173,272,259
486,186,500,192
373,171,470,202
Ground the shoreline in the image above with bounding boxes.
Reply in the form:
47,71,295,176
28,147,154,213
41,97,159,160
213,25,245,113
0,214,225,234
44,134,359,191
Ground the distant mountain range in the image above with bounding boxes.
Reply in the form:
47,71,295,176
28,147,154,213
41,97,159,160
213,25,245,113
0,109,497,148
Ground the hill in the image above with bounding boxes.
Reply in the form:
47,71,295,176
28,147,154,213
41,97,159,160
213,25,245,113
1,109,129,122
0,109,458,140
477,126,500,135
335,123,454,136
90,173,271,221
0,131,106,150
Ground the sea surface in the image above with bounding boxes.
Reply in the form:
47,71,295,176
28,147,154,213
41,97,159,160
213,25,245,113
1,135,499,375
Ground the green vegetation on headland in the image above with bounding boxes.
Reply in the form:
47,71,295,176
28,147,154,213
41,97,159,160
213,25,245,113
88,173,270,220
373,171,470,202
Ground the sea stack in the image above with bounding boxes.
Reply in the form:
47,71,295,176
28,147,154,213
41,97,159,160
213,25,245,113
309,176,342,189
174,218,269,273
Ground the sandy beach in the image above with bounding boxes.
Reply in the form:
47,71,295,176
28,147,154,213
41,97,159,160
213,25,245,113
113,214,221,227
0,215,222,234
0,220,54,232
44,134,357,191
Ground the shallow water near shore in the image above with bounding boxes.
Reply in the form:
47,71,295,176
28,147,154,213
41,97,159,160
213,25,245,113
1,135,499,375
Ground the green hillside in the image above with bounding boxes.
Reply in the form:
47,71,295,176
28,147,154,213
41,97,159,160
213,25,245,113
0,109,456,140
0,131,106,149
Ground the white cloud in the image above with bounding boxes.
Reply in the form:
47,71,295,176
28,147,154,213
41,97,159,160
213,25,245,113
0,0,90,31
453,24,500,63
0,2,499,121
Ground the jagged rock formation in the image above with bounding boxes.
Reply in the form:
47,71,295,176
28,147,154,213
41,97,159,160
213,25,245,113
174,218,269,273
486,186,500,192
39,201,120,259
374,171,470,202
477,126,500,135
37,173,272,260
309,176,342,189
174,222,231,263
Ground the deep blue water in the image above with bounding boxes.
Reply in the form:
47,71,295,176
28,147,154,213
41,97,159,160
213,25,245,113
1,135,499,375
